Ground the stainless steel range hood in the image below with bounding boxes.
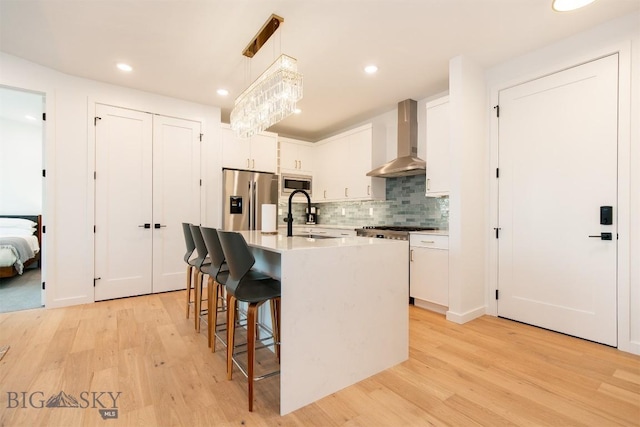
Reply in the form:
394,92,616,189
367,99,426,178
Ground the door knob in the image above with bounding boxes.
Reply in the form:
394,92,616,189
588,232,612,240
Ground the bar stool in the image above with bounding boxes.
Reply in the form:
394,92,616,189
182,223,196,319
217,230,281,412
200,226,230,351
202,227,272,352
189,224,210,332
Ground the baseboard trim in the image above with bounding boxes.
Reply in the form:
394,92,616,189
446,306,485,324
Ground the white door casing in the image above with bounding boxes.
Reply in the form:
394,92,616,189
497,54,618,346
152,114,201,293
95,105,153,300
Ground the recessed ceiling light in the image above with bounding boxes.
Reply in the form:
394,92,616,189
552,0,596,12
25,115,37,121
116,63,133,72
217,89,229,96
293,108,302,114
364,65,378,74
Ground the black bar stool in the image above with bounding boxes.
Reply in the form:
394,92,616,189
200,226,230,351
189,224,210,332
182,222,196,319
217,230,281,412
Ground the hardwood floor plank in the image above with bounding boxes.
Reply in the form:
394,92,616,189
0,292,638,427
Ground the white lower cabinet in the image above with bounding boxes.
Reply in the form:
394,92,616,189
409,234,449,311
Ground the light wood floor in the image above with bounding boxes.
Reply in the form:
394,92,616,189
0,290,638,426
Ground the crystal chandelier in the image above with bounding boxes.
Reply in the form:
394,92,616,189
231,54,303,139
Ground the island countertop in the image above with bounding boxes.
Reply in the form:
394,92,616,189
238,230,405,253
235,229,409,415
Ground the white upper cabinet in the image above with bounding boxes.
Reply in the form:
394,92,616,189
313,124,385,202
279,137,314,174
425,96,450,197
221,124,277,173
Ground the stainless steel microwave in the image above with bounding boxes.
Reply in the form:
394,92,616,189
281,174,312,196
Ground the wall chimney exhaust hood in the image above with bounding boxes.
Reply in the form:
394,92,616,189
367,99,426,178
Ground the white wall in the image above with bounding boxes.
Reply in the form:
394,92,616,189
0,117,42,214
447,55,487,323
0,52,222,308
485,12,640,354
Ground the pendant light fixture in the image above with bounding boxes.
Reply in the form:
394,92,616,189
230,14,303,139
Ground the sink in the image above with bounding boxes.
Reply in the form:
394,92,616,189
293,234,337,239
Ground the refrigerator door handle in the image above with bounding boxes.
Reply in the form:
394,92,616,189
247,180,253,230
251,180,257,230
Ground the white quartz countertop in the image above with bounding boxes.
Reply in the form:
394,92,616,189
239,230,406,253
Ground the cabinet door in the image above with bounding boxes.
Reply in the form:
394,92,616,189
410,247,448,306
249,133,277,173
425,97,450,196
296,143,314,174
222,126,251,169
346,127,373,199
280,140,299,172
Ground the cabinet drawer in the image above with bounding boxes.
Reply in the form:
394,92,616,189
409,234,448,249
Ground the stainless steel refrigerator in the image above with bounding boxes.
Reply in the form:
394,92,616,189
222,168,279,231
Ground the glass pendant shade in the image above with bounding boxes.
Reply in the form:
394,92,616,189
230,54,303,138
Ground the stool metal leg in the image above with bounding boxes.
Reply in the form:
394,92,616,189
226,293,237,380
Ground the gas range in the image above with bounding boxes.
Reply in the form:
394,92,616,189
356,226,439,240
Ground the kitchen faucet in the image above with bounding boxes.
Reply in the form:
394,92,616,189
285,189,311,237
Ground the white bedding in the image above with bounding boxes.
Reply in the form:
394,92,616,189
0,235,40,268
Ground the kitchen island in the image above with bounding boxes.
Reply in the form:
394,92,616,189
237,231,409,415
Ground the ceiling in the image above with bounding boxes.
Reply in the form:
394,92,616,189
1,0,638,141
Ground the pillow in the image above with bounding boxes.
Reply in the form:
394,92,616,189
0,227,36,237
0,218,37,229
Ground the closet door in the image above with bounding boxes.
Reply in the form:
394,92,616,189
95,105,153,301
152,115,201,293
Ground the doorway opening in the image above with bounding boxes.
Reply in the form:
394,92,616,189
0,86,45,313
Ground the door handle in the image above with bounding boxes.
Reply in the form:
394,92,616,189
154,224,167,229
138,223,151,229
588,232,612,240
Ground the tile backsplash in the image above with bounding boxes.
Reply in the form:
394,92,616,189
279,174,449,229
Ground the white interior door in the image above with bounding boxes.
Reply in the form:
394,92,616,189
95,104,153,301
497,54,618,346
152,115,201,293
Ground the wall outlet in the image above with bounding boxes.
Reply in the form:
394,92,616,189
341,208,346,216
369,207,374,216
278,208,282,215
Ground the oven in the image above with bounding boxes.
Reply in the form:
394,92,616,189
356,226,439,240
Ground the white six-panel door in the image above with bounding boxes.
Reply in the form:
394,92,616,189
95,104,200,301
95,105,153,300
497,54,618,346
152,115,201,293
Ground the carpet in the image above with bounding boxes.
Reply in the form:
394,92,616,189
0,267,43,313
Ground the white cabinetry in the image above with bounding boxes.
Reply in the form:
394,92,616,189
221,124,277,173
425,96,450,197
314,124,385,202
280,137,314,174
409,233,449,312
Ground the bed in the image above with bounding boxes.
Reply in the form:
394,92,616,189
0,215,41,278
